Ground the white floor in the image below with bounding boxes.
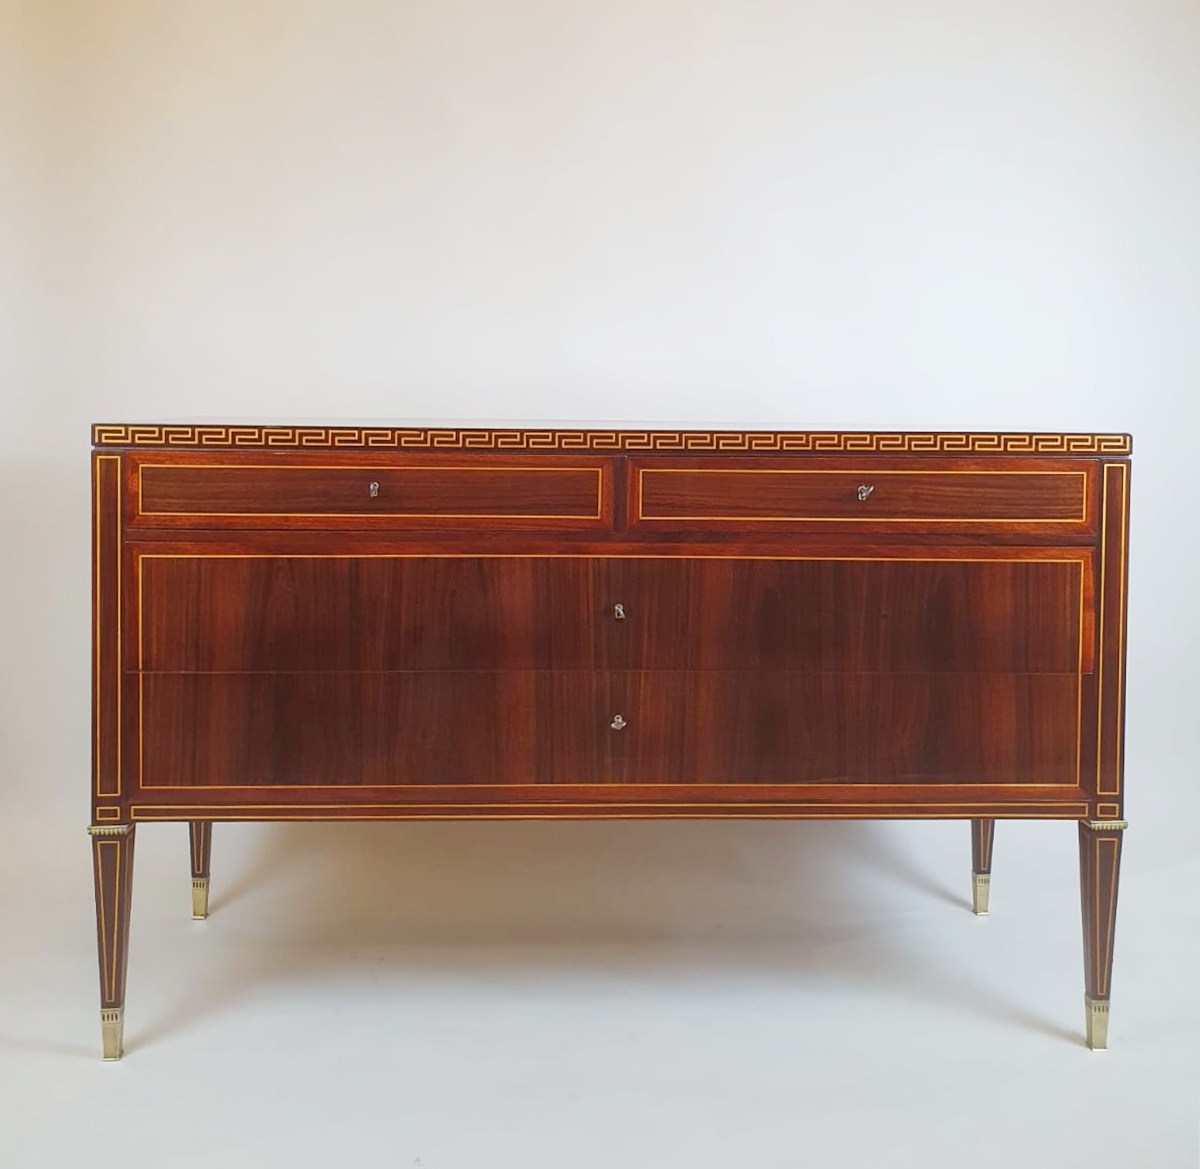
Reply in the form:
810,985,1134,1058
2,809,1196,1168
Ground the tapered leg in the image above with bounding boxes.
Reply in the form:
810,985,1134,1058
1079,820,1125,1049
89,824,136,1060
190,822,212,919
970,818,994,915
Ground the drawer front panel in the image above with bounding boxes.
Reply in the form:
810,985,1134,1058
129,453,612,529
609,555,1089,674
630,456,1095,533
605,671,1082,786
136,551,1091,675
139,555,608,672
139,672,607,788
136,669,1083,791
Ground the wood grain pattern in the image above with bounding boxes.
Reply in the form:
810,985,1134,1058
137,669,1080,789
604,671,1080,786
140,672,607,788
632,456,1094,533
136,554,1087,675
607,556,1087,674
129,452,613,531
139,556,603,672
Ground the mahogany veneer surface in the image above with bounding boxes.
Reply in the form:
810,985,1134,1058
137,554,1086,673
128,451,614,530
630,455,1096,534
92,426,1129,823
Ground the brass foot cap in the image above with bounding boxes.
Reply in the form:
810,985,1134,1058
191,877,210,920
1085,997,1110,1050
972,872,991,916
100,1008,124,1061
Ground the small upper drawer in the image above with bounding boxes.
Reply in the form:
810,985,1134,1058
628,456,1097,534
128,453,615,530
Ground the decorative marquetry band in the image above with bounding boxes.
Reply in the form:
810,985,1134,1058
87,824,133,836
92,425,1132,456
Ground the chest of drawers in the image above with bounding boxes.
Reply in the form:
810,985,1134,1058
89,426,1132,1058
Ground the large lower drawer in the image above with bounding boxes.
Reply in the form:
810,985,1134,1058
629,456,1097,535
135,552,1091,674
603,671,1082,786
127,452,614,530
138,672,608,788
135,670,1083,790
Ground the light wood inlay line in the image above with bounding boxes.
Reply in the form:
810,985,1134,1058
94,456,123,799
1096,464,1128,797
1077,561,1085,782
636,467,1090,523
116,463,121,799
96,839,121,1002
131,801,1091,817
130,811,1090,822
93,841,109,1001
1099,835,1120,997
1114,464,1129,798
1096,468,1110,794
134,552,1089,792
137,463,606,521
93,458,101,796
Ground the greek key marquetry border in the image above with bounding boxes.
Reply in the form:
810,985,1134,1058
93,425,1132,456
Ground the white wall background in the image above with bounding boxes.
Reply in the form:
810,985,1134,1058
2,2,1199,1166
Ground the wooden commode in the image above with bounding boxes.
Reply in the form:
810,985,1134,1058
89,425,1132,1058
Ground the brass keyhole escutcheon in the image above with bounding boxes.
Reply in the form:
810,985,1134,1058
610,714,627,730
369,481,380,498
